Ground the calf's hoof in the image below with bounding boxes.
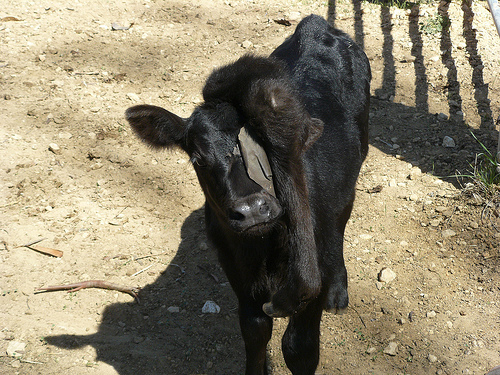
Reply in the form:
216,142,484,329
324,283,349,314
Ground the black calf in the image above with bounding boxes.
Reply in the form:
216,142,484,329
126,14,370,375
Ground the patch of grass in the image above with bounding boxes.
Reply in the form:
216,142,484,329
468,132,500,188
455,131,500,195
365,0,417,10
420,14,450,35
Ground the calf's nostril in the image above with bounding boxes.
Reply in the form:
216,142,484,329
258,201,270,216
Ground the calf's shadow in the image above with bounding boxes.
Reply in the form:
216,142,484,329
45,208,245,375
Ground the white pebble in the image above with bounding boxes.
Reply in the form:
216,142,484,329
202,301,220,314
48,143,61,154
442,229,456,238
428,354,438,363
383,342,398,356
378,268,396,283
427,310,437,318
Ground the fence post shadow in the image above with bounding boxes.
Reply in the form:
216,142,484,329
328,0,498,184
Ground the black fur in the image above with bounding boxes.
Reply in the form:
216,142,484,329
126,14,370,375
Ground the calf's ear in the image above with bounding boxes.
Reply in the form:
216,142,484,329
125,105,187,149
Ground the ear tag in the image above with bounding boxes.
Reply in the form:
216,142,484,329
238,127,276,198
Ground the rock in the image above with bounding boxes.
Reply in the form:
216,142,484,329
383,341,398,356
167,306,180,313
409,194,419,201
6,341,25,358
58,131,72,139
127,92,140,102
442,136,455,148
408,167,422,180
426,310,437,318
288,11,301,21
428,354,438,363
241,40,253,49
442,229,456,238
202,300,220,314
437,112,448,121
378,267,396,283
48,143,61,154
366,347,377,354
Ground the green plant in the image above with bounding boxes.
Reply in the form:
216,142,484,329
468,132,500,187
420,14,450,35
455,132,500,193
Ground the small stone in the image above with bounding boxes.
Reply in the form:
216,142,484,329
428,354,438,363
397,317,406,325
437,112,448,121
442,136,455,148
48,143,61,154
241,40,253,49
430,219,441,227
376,281,384,290
58,131,72,139
288,11,301,21
6,341,26,358
446,321,453,328
202,300,220,314
400,241,408,247
167,306,180,313
378,267,396,283
408,167,422,180
90,106,101,113
389,179,397,187
383,342,398,356
442,229,456,238
133,336,145,344
366,347,377,354
127,92,141,102
426,310,437,318
359,234,372,240
469,221,479,229
38,54,46,62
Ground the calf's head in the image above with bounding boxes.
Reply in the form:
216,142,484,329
125,102,282,234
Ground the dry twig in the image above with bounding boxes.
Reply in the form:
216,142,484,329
36,280,141,302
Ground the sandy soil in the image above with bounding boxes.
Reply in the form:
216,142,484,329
1,0,500,374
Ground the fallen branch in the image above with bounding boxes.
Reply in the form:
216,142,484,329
36,280,141,302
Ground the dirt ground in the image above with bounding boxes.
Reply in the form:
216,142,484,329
1,0,500,374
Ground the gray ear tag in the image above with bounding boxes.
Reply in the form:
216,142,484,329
238,127,276,198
